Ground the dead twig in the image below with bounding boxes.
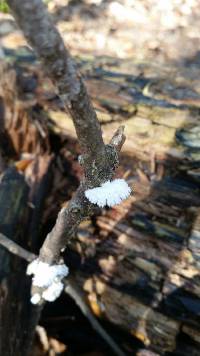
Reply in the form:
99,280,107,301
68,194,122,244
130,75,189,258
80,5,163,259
5,3,127,354
65,280,126,356
0,233,36,262
7,0,126,269
0,235,126,356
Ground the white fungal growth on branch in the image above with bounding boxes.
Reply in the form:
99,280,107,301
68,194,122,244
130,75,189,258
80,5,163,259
85,179,131,207
27,259,68,288
42,281,64,302
31,293,41,305
27,259,69,304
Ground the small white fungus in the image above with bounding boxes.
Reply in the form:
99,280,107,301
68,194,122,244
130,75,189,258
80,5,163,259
42,281,64,302
27,259,68,288
27,259,69,304
85,179,131,207
26,259,38,276
31,293,41,305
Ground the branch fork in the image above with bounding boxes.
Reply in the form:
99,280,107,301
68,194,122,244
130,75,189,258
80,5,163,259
7,0,127,302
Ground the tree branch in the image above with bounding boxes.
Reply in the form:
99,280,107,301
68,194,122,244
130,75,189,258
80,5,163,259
38,124,125,264
3,2,128,355
0,235,125,356
7,0,110,185
7,0,126,275
66,280,126,356
0,233,36,262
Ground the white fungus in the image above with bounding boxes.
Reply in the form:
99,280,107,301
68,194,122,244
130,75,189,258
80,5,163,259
27,259,69,304
42,281,64,302
27,259,68,288
85,179,131,207
26,259,38,276
31,293,41,305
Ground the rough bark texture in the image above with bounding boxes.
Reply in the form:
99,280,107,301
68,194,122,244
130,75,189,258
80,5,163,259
43,59,200,355
7,0,108,185
0,168,41,356
70,176,200,355
0,63,53,356
6,0,125,275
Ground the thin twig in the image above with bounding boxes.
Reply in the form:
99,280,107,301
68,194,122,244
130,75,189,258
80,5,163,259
0,233,36,262
0,235,126,356
65,281,126,356
110,125,126,153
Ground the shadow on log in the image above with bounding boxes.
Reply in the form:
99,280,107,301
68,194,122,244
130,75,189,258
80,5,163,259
0,61,52,356
0,167,41,356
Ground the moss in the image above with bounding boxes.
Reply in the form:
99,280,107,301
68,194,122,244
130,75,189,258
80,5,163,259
0,0,51,14
0,1,10,13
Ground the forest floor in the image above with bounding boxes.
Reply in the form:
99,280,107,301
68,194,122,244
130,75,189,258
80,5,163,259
1,0,200,63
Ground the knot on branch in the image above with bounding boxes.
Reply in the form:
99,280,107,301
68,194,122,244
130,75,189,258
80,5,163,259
78,126,125,188
79,144,119,187
105,143,119,172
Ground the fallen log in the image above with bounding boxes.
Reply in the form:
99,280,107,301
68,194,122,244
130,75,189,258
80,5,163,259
0,61,53,356
68,176,200,355
0,167,41,356
1,54,200,355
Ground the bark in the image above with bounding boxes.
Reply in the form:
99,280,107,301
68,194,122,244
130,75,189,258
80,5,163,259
7,0,108,185
70,172,200,355
0,60,49,159
42,55,200,351
0,61,54,356
0,168,41,356
46,58,200,164
7,0,125,271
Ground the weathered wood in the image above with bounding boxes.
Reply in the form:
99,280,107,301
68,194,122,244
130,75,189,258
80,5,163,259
30,56,197,167
1,54,200,355
0,62,53,356
32,57,200,354
67,170,200,355
0,60,49,160
68,202,200,354
0,168,41,356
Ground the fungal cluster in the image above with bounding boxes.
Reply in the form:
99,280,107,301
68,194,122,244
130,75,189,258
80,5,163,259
85,179,131,207
27,259,68,304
